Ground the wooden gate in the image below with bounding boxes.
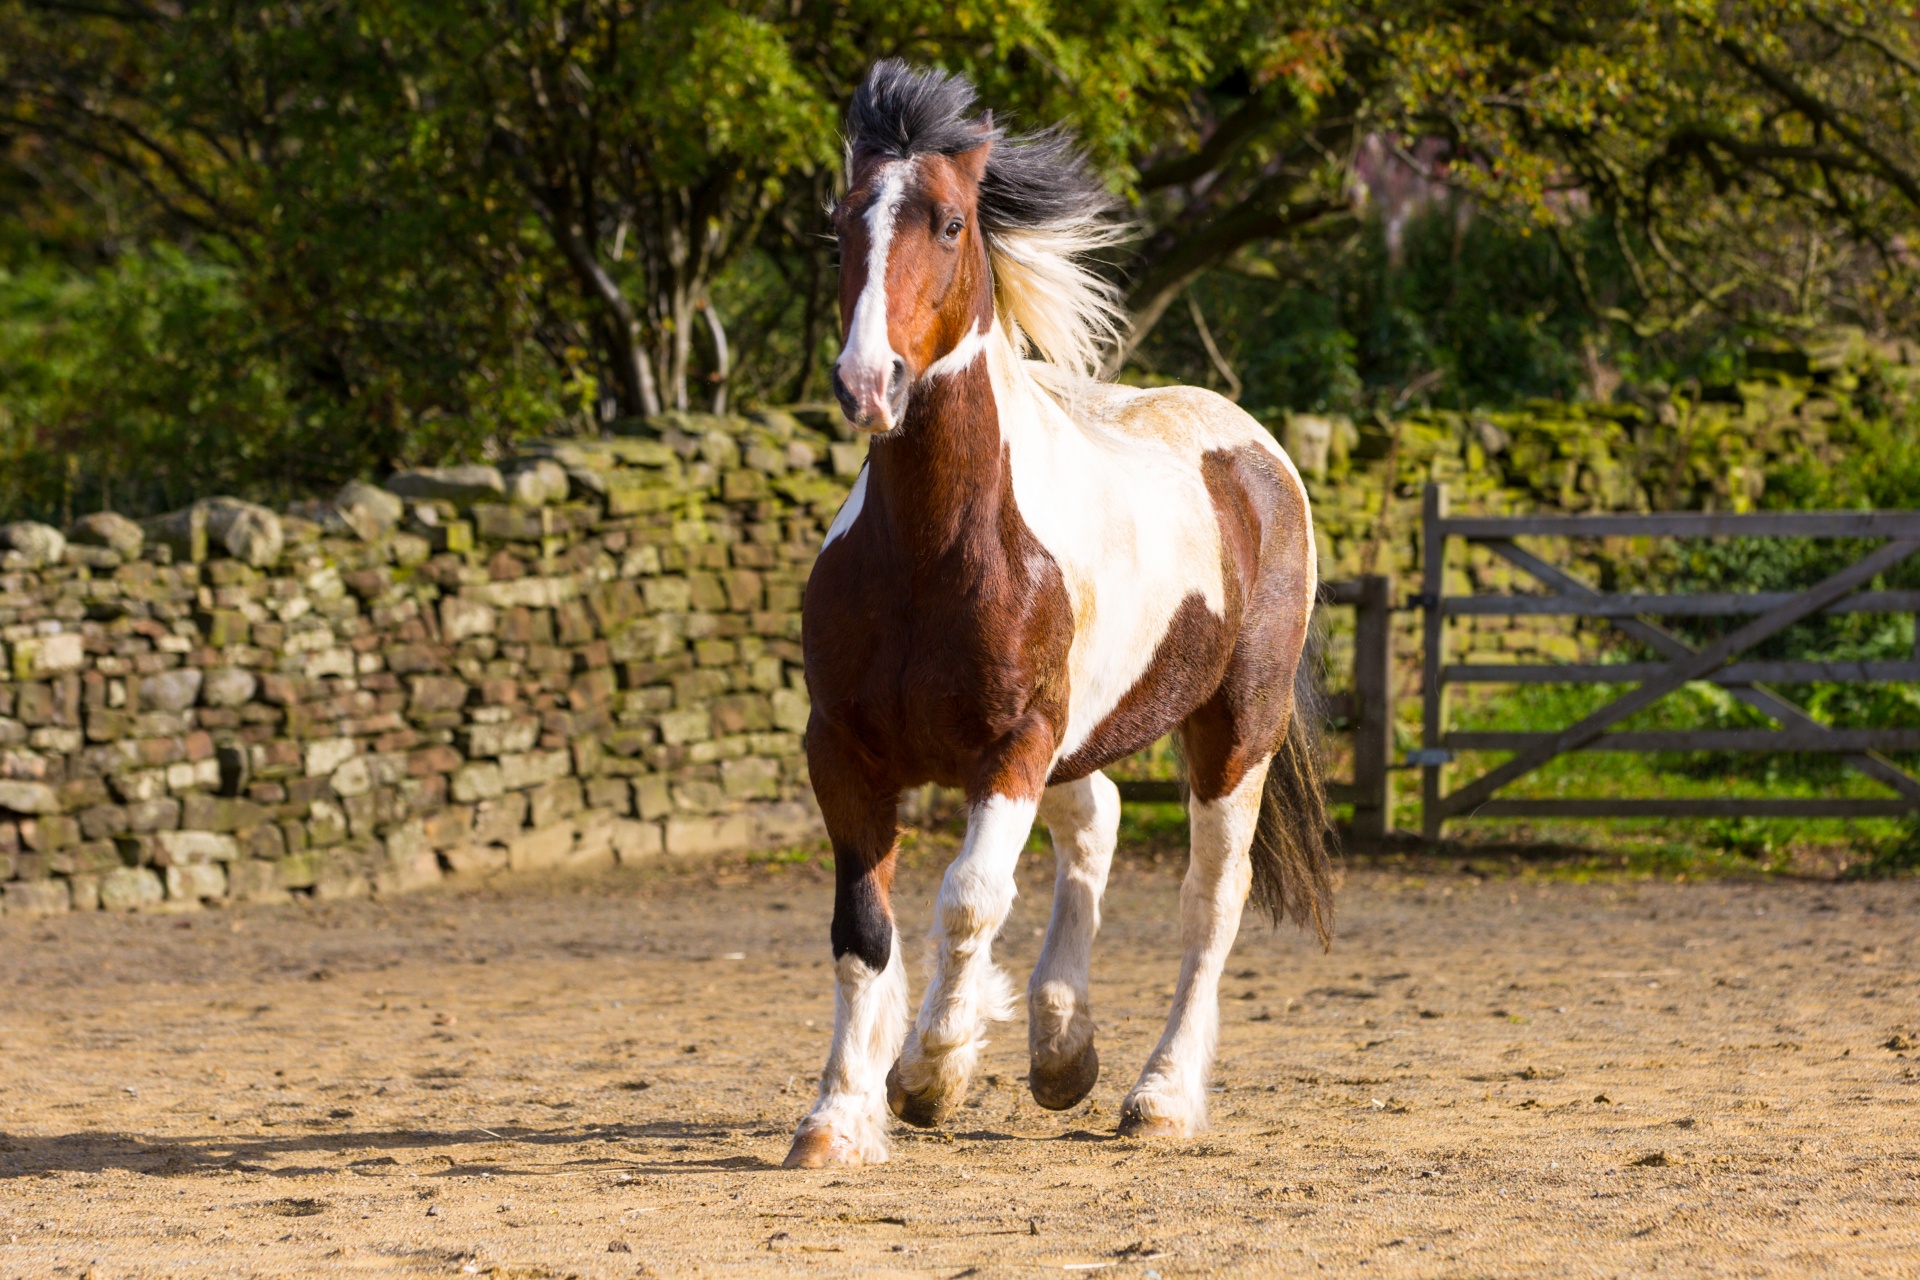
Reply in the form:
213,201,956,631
1419,484,1920,838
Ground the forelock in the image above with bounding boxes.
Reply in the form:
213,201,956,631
845,59,992,163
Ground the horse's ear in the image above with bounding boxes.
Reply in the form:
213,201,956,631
953,142,991,184
954,124,993,185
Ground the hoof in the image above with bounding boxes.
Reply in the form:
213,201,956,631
1116,1101,1191,1140
886,1059,960,1129
1029,1042,1100,1111
782,1125,872,1169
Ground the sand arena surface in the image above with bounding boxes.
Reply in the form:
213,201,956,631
1,842,1917,1278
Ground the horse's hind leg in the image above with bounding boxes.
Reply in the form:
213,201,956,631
887,792,1039,1127
1119,755,1270,1138
1027,771,1119,1110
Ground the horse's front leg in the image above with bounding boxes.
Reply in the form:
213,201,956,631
886,778,1042,1127
785,733,907,1168
1026,771,1119,1110
1120,756,1270,1138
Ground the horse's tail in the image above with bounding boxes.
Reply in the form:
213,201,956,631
1248,622,1338,950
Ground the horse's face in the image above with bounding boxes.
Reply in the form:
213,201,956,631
832,145,994,433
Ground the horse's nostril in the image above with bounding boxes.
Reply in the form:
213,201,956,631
890,358,908,391
831,366,859,419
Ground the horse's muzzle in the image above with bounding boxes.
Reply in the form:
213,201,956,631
832,357,910,433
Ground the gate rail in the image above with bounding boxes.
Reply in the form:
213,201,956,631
1420,483,1920,838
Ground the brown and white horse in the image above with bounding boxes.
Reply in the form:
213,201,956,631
785,61,1334,1169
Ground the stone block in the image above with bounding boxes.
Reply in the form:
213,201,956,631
139,668,203,712
335,479,404,539
507,459,570,506
166,862,227,902
181,793,268,833
227,858,292,904
657,708,711,746
451,762,504,803
507,822,573,871
498,750,570,791
2,879,70,915
15,817,76,855
568,808,617,868
126,798,182,832
79,804,130,841
305,737,358,777
110,770,168,804
473,791,529,844
386,464,505,504
720,756,781,800
460,717,539,758
664,813,754,857
69,511,144,557
528,777,583,829
201,667,258,707
2,520,66,568
329,757,373,798
612,818,663,864
771,688,811,734
586,776,632,815
408,675,470,714
152,830,239,866
634,775,672,820
202,497,284,567
754,801,824,848
443,843,509,876
10,633,84,681
99,866,166,910
312,854,372,901
440,596,496,643
275,851,324,889
68,874,101,911
422,805,474,849
51,840,121,876
377,823,441,895
0,779,61,814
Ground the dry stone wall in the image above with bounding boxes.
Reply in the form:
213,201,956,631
0,408,866,916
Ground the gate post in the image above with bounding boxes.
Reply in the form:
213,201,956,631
1421,484,1448,841
1349,574,1394,840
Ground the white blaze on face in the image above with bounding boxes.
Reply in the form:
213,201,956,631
835,161,911,428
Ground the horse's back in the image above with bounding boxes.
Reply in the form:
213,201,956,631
1028,365,1291,469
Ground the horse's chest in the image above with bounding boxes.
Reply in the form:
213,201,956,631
805,538,1073,777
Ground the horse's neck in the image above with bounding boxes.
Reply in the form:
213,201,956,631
866,329,1040,564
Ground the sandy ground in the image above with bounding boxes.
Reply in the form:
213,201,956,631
2,837,1918,1279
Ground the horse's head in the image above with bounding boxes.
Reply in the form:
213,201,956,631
831,138,995,434
827,60,1127,434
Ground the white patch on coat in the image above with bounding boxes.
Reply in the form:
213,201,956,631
791,935,908,1165
1029,771,1120,1073
821,463,868,550
890,793,1033,1107
979,328,1318,765
836,162,910,392
1122,757,1269,1134
922,320,989,380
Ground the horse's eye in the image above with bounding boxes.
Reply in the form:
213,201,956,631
943,218,964,240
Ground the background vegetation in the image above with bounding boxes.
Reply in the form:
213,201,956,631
3,1,1917,519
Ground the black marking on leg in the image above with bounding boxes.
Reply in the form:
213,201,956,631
830,865,893,972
